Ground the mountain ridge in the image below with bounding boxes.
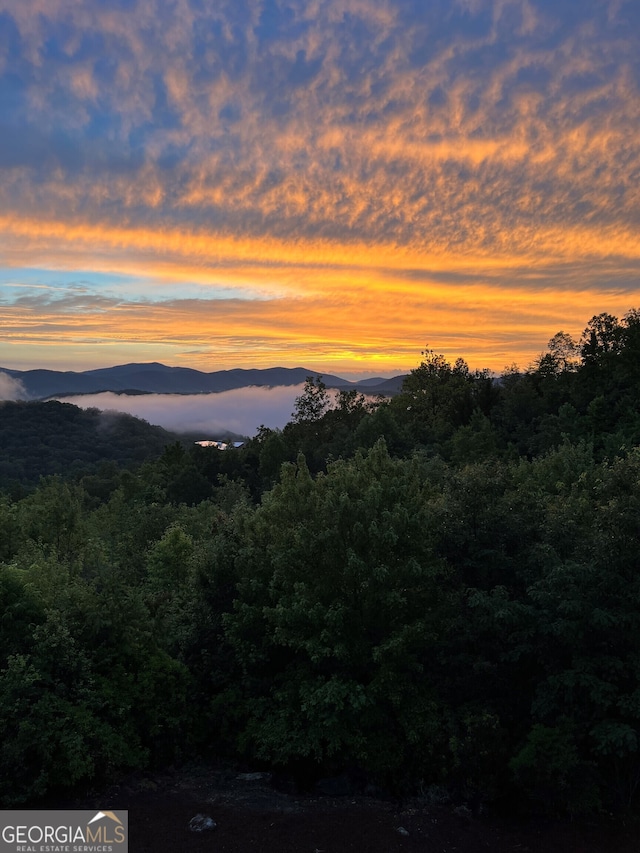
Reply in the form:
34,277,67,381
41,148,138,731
1,363,406,398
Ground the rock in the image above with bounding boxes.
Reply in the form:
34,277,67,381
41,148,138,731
188,814,217,832
396,826,410,836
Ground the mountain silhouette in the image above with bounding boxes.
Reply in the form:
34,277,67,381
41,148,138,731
1,363,406,398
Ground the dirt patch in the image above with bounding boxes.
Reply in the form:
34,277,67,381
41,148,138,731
60,763,638,853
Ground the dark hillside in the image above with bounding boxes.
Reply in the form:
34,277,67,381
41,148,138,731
0,400,178,488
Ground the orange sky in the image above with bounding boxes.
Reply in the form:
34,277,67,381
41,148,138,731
1,0,639,376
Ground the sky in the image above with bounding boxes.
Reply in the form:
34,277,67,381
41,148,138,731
1,0,639,377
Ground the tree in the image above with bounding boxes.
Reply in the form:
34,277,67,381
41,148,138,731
223,440,454,788
534,332,579,378
580,313,622,366
395,348,475,445
547,331,579,373
17,478,87,563
291,376,330,423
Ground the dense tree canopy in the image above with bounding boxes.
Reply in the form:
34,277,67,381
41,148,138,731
2,310,640,815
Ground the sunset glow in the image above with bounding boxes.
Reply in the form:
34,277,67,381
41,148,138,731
1,0,639,375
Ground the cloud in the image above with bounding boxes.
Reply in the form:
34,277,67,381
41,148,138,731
56,386,311,436
1,0,639,373
0,372,28,401
2,260,640,374
2,0,638,248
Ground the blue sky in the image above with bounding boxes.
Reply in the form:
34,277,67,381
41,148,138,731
1,0,639,375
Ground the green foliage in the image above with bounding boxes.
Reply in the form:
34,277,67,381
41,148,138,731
147,520,194,574
448,409,500,466
393,350,476,445
509,724,599,815
223,441,453,788
0,565,44,665
4,309,640,814
17,478,87,563
0,400,178,488
0,538,190,804
291,376,331,423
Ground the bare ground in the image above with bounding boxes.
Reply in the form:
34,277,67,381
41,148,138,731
56,762,640,853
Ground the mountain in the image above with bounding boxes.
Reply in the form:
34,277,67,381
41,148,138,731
1,363,406,398
0,399,179,488
354,377,389,386
360,375,406,394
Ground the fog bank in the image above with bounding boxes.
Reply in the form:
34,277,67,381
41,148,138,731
56,385,309,436
0,372,28,401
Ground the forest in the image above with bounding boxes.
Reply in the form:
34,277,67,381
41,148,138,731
2,310,640,817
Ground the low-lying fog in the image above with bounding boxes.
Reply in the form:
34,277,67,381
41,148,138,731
54,385,313,437
0,373,28,401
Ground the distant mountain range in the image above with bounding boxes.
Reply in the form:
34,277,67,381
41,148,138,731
1,362,406,399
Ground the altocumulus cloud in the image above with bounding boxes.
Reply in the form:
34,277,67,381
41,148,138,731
2,0,638,250
2,0,640,374
56,386,310,437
